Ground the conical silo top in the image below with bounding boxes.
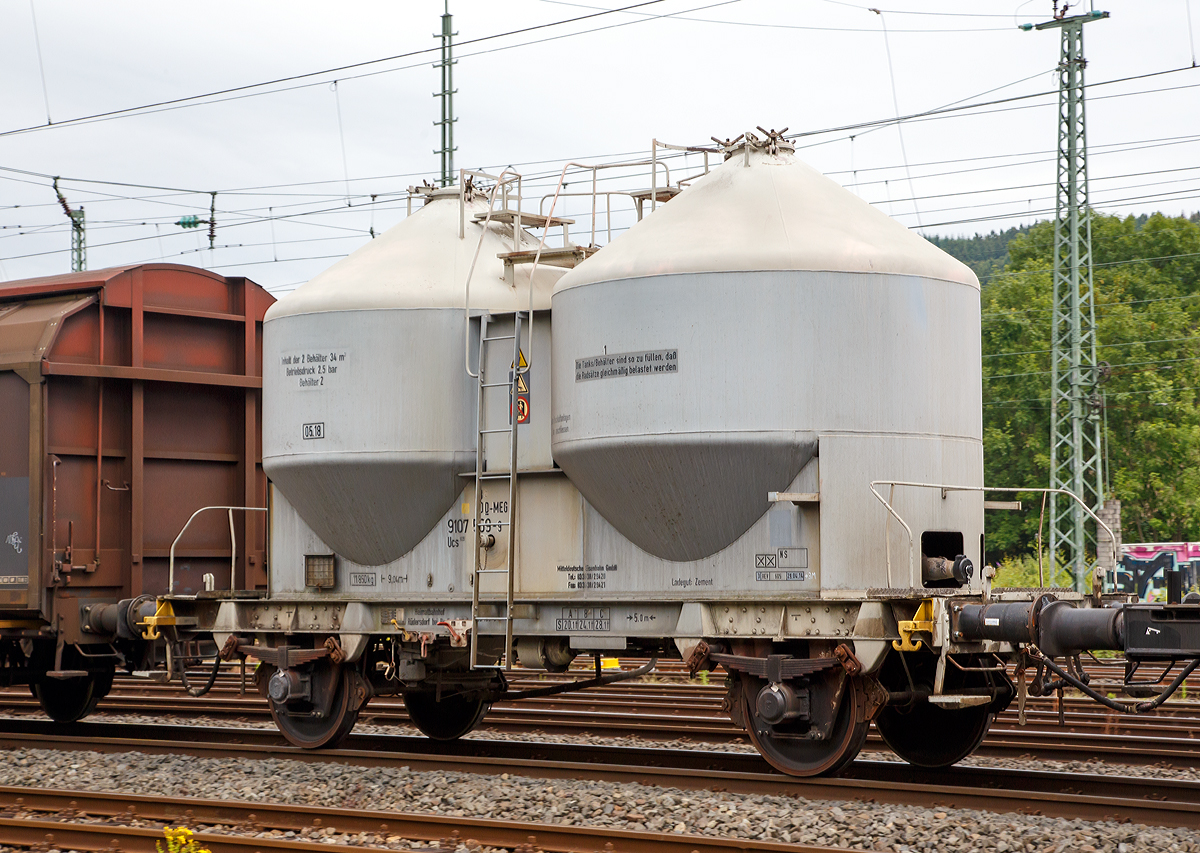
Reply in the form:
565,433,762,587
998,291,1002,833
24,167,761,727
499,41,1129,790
268,187,564,321
555,134,977,292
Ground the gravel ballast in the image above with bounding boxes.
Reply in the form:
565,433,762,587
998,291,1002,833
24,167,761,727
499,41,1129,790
6,708,1200,783
0,745,1197,852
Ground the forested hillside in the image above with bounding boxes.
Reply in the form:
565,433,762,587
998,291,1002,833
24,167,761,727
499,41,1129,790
934,213,1200,559
927,226,1032,282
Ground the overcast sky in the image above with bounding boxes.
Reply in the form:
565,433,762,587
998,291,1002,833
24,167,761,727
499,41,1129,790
1,0,1197,292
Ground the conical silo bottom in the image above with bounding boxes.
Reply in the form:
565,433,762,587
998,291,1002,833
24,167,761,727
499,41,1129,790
265,451,473,567
554,433,815,563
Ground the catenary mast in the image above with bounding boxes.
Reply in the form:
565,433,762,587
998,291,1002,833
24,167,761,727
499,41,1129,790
435,1,458,187
1025,5,1109,591
53,179,86,272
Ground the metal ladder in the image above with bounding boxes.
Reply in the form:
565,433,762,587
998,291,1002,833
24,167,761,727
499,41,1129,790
469,310,526,670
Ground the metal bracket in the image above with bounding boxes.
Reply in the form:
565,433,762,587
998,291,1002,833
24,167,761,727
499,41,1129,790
767,491,819,504
984,500,1022,510
140,599,173,640
438,619,471,648
893,599,935,652
934,645,948,694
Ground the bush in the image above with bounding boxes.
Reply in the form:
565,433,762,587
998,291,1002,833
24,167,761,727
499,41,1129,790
993,551,1074,588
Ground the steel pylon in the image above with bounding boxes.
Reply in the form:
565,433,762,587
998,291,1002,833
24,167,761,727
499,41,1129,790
434,1,458,187
53,178,86,272
1033,10,1108,591
69,208,86,272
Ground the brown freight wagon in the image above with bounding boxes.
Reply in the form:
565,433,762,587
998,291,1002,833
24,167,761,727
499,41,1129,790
0,264,272,720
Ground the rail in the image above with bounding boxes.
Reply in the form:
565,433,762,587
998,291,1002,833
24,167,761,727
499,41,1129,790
167,506,268,595
867,481,1117,590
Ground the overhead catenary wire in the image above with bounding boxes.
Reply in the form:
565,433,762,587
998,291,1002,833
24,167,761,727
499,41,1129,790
27,0,51,125
985,384,1200,408
8,129,1200,235
0,1,673,137
877,184,1200,225
983,335,1200,360
7,179,1199,267
540,0,1015,31
983,288,1200,320
6,66,1200,214
816,0,1018,17
4,39,1200,283
986,354,1200,381
331,82,352,206
7,138,1198,238
1,8,1193,147
1187,0,1198,67
786,66,1200,150
0,0,757,140
9,125,1200,219
872,9,923,228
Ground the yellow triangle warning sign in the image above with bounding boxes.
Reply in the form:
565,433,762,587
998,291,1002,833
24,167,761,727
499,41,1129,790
511,349,530,393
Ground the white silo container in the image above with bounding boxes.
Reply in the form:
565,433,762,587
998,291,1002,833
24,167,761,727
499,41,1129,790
550,138,981,567
263,187,563,567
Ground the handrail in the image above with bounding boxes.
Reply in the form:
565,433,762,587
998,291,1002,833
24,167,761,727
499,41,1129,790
519,160,613,377
458,167,520,240
867,481,1117,590
168,506,268,595
461,167,521,378
538,191,631,245
462,153,678,379
652,139,715,213
536,160,670,245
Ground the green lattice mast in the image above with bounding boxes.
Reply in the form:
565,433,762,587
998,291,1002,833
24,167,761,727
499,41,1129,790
1026,7,1109,591
53,178,86,272
435,1,457,187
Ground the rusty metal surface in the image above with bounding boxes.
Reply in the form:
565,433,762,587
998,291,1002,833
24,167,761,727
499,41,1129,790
0,264,274,636
0,786,843,853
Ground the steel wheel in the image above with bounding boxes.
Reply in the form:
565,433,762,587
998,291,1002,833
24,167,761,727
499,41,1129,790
403,689,489,741
874,701,993,768
35,676,97,723
269,663,360,749
740,673,868,777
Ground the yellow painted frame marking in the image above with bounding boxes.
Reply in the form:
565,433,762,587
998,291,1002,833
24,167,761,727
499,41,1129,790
140,599,177,640
893,599,935,652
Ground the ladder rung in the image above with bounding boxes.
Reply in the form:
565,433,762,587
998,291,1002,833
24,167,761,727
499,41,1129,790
479,473,512,480
480,428,513,434
474,614,512,619
476,568,510,575
481,381,513,388
482,334,516,342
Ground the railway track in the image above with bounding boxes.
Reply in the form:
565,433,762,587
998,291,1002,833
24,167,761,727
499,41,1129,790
4,671,1199,768
0,785,842,853
0,718,1196,829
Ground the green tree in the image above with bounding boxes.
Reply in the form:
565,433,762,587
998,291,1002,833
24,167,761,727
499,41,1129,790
979,212,1200,559
927,225,1033,282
